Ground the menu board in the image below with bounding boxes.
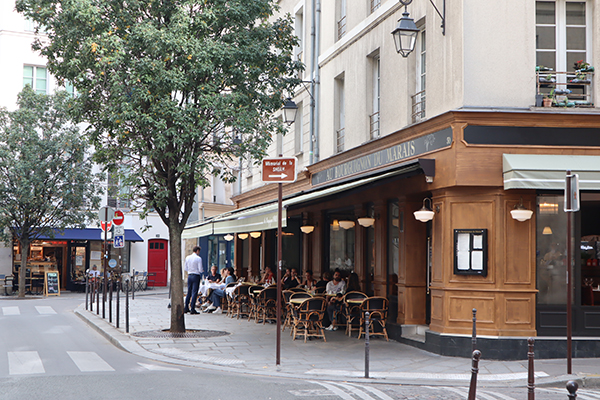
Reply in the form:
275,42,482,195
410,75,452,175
44,271,60,296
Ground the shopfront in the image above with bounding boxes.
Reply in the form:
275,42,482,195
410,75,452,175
12,228,143,292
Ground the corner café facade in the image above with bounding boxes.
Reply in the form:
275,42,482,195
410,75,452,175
185,110,600,360
12,228,143,292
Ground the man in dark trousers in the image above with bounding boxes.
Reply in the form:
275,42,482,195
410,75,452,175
184,246,203,314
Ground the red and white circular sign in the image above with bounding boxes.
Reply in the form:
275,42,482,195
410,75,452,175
113,210,125,226
100,221,112,231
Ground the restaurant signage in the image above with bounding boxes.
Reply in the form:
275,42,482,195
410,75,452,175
311,127,452,186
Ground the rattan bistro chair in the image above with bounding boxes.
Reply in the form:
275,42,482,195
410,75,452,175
231,284,251,319
358,296,389,341
287,292,313,334
224,282,237,317
292,297,327,343
247,284,265,321
343,291,368,337
257,287,278,324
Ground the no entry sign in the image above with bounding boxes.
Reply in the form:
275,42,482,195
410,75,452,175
261,157,297,183
113,210,125,226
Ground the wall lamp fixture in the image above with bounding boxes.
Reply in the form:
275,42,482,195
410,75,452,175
510,197,533,222
224,233,234,241
414,198,435,222
238,233,249,240
391,0,445,57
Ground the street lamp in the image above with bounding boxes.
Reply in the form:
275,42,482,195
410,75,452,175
391,1,419,57
282,98,298,125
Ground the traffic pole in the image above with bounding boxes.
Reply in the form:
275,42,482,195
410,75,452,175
276,181,282,366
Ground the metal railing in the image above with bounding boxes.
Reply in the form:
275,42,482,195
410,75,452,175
370,0,381,13
369,111,380,139
411,89,426,123
336,127,345,153
536,69,594,107
337,16,347,40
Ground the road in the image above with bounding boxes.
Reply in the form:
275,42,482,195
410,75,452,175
1,295,599,400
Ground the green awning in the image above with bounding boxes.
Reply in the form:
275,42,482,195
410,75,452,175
503,154,600,190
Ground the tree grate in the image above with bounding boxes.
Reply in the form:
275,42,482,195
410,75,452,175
132,329,229,339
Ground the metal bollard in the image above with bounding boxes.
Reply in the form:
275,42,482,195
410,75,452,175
85,276,89,311
467,350,481,400
96,279,100,315
125,279,130,333
528,337,535,400
116,279,120,329
109,276,113,324
567,381,578,399
364,311,370,379
132,268,135,300
472,308,477,353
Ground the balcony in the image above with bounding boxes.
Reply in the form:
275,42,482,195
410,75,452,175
369,111,380,139
337,16,347,40
411,89,426,123
536,70,594,108
336,127,345,153
370,0,381,13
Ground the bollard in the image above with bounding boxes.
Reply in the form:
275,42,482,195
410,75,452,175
467,350,481,400
125,279,130,333
472,308,477,353
109,276,113,324
528,337,535,400
364,311,370,379
567,381,578,399
96,279,100,315
116,278,120,329
132,268,135,300
85,275,89,311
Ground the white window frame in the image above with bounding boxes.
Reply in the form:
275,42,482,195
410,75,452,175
294,101,304,155
294,2,305,79
23,65,48,94
370,53,380,139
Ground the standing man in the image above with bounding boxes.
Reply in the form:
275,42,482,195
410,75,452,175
184,245,203,314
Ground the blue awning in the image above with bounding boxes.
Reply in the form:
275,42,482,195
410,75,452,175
37,228,144,242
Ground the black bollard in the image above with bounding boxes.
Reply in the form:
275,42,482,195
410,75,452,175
472,308,477,353
132,268,135,300
109,276,113,324
85,275,89,311
364,311,370,379
528,337,535,400
116,279,120,329
96,279,100,315
467,350,481,400
125,278,130,333
567,381,578,399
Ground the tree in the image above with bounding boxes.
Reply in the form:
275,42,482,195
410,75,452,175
17,0,301,331
0,87,101,297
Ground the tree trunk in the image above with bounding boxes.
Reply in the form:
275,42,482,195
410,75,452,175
169,219,185,332
18,240,30,298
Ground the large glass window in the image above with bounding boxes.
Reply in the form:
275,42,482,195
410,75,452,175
536,194,567,305
388,200,399,296
23,66,47,94
329,216,355,273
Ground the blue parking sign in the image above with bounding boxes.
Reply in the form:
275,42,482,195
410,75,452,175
114,235,124,248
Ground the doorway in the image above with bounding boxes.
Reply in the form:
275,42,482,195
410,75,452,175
148,239,168,286
67,242,89,291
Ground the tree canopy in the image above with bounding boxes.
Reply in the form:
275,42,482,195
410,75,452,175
16,0,301,330
0,87,101,297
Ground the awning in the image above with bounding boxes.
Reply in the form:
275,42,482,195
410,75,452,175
503,154,600,190
37,228,144,242
183,158,434,239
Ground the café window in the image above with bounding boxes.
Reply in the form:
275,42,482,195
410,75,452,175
329,215,355,272
454,229,488,276
388,201,400,295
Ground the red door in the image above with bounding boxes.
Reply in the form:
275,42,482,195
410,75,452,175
148,239,168,286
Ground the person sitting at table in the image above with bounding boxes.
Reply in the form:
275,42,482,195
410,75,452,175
206,264,221,283
260,266,275,285
283,268,301,289
316,271,332,290
302,269,317,290
204,267,236,314
88,265,100,280
325,269,347,331
346,272,361,293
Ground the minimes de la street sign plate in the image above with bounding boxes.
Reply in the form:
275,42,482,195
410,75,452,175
261,157,297,183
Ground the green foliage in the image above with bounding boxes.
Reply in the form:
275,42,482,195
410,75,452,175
17,0,301,230
0,87,101,260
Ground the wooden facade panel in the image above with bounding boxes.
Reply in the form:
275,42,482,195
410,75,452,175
504,198,535,285
431,293,444,322
448,295,495,324
505,297,533,325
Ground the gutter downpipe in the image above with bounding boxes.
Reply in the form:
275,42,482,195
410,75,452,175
309,0,316,165
314,0,321,163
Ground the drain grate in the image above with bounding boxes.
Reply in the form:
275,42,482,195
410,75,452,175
132,329,229,339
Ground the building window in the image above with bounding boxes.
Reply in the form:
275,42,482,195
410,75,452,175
294,101,303,154
412,28,426,123
337,0,347,40
369,54,380,139
335,74,345,153
295,5,304,79
329,215,355,273
536,1,590,72
388,200,399,297
370,0,381,14
23,66,47,94
107,171,131,210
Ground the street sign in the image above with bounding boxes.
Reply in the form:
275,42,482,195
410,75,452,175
98,206,115,222
564,172,580,212
108,259,118,268
114,235,124,248
261,157,297,183
114,225,125,235
100,221,112,232
113,210,125,226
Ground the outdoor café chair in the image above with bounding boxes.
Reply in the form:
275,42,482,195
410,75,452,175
288,287,308,293
248,284,264,321
292,297,327,343
343,291,367,337
288,292,313,334
257,287,278,324
358,296,389,341
282,290,294,331
225,282,238,317
231,284,251,319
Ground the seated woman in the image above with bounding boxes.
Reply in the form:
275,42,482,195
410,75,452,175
346,272,361,293
283,268,301,289
316,271,332,290
302,269,317,291
204,267,235,314
260,266,275,286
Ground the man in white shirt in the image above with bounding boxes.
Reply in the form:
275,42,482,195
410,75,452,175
325,269,346,331
184,246,203,314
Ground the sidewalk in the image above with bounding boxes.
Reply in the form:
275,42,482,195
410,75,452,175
75,291,600,387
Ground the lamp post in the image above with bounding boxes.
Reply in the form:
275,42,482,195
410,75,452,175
282,98,298,126
391,1,419,57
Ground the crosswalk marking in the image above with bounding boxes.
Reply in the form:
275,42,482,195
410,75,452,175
67,351,115,372
137,362,181,371
427,386,518,400
35,306,56,315
344,383,394,400
3,306,20,315
8,351,45,375
311,381,359,400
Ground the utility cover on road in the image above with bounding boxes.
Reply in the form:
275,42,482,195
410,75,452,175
261,157,297,183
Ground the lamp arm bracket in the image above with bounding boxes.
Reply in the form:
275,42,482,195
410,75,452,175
428,0,446,35
298,80,316,105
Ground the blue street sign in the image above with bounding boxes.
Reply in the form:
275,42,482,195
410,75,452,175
114,235,124,248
